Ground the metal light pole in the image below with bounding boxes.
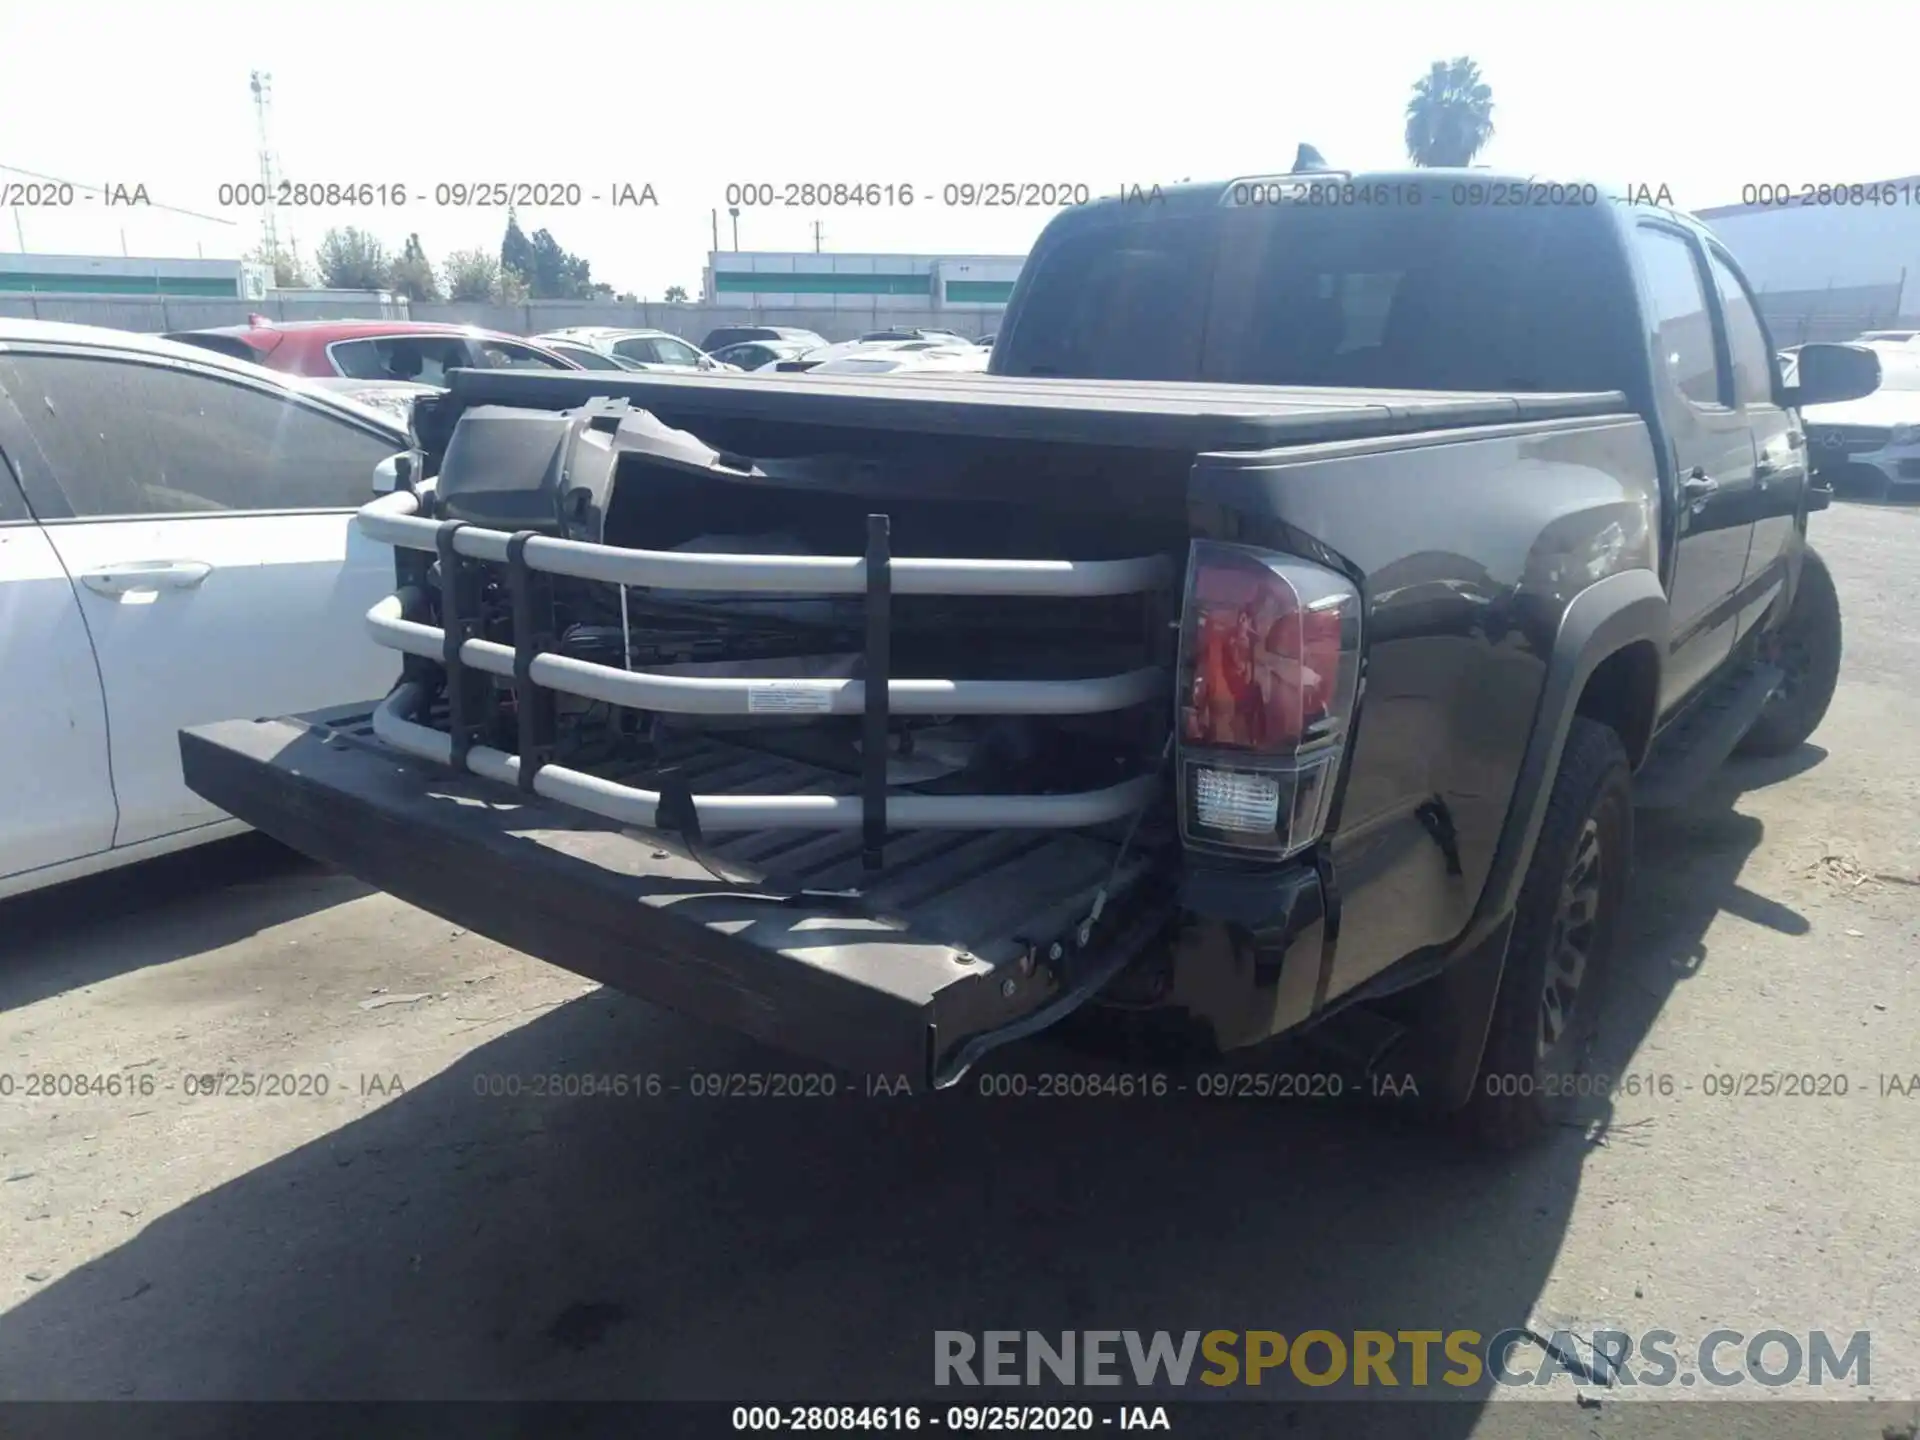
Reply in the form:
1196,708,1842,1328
729,206,739,251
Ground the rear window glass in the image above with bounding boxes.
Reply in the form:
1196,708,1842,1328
994,215,1216,380
998,196,1637,394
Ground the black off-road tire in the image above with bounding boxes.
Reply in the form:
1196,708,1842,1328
1735,546,1842,759
1459,717,1632,1151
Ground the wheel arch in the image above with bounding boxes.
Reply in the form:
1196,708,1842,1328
1402,567,1667,1110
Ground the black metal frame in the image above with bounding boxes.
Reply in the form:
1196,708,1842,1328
861,513,891,871
435,519,488,770
506,530,559,794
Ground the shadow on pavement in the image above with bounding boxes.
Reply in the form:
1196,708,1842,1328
0,764,1803,1439
0,835,369,1011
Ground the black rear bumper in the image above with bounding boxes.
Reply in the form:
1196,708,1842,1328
179,710,1170,1089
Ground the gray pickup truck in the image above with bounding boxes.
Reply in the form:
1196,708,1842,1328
181,168,1873,1148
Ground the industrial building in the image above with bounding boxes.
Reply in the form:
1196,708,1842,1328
0,252,270,299
702,252,1027,311
1695,178,1920,343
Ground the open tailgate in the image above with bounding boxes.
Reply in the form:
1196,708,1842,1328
180,707,1165,1088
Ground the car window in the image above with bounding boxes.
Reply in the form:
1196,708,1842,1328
475,339,571,371
1704,248,1775,408
996,215,1216,380
330,336,469,385
651,338,701,366
609,337,658,364
1631,227,1724,408
0,353,398,517
0,451,29,522
552,344,625,371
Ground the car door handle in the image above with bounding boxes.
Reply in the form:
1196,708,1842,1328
79,561,213,596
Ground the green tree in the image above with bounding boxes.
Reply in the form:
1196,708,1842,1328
248,241,308,288
388,232,442,301
1404,57,1495,168
663,285,689,303
316,226,390,290
500,210,535,288
442,247,524,303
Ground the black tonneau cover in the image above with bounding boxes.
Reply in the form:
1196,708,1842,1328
435,368,1628,453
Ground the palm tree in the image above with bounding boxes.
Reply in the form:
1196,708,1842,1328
1405,58,1495,168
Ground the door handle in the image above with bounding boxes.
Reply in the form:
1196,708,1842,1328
1682,470,1720,501
79,560,213,596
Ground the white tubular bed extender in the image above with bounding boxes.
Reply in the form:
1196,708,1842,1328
357,487,1170,835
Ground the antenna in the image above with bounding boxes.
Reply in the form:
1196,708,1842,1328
250,70,282,273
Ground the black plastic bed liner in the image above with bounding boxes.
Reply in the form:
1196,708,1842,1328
433,367,1629,453
179,707,1165,1087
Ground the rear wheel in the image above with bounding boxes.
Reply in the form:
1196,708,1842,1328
1736,545,1841,759
1459,717,1632,1150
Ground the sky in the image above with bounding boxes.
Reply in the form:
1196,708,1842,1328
3,0,1916,298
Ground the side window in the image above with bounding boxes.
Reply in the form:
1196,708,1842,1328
475,340,571,372
331,337,466,385
1631,227,1724,408
0,354,397,516
610,337,658,364
650,338,701,366
0,450,30,523
1705,249,1776,407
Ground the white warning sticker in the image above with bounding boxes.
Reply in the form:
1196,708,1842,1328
746,683,838,715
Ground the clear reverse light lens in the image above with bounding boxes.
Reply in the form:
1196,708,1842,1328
1193,768,1282,832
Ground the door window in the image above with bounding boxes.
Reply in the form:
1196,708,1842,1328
1631,227,1725,408
329,335,470,384
474,339,574,371
1704,248,1776,407
649,337,702,366
0,354,398,516
610,337,659,364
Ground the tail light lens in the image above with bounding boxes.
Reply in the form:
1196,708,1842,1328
1176,540,1361,858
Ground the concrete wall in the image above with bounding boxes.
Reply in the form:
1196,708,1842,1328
0,291,412,331
0,293,1005,344
412,301,1000,343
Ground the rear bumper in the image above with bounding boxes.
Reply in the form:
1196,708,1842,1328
179,709,1173,1089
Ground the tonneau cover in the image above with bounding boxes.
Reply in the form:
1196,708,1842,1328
438,368,1629,453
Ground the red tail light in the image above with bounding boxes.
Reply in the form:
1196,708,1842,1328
1176,541,1361,858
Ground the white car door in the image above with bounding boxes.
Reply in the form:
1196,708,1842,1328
0,347,405,850
0,451,116,890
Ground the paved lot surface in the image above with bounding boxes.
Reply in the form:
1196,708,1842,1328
2,502,1917,1437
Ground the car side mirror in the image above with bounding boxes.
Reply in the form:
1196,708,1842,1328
373,451,414,495
1784,343,1881,408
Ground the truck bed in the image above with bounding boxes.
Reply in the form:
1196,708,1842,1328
430,367,1629,452
180,706,1168,1088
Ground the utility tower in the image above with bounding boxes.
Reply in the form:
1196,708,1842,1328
249,70,283,273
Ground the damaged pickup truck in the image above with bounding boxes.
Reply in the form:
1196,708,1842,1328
181,170,1872,1147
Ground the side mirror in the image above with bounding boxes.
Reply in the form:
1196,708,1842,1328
372,451,414,495
1785,342,1881,408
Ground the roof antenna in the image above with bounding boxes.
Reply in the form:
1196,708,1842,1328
1292,143,1330,174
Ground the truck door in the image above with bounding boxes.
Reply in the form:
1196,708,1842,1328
1629,222,1759,714
1702,242,1802,638
0,348,402,850
0,437,117,892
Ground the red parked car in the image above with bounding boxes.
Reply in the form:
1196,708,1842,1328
162,318,585,384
